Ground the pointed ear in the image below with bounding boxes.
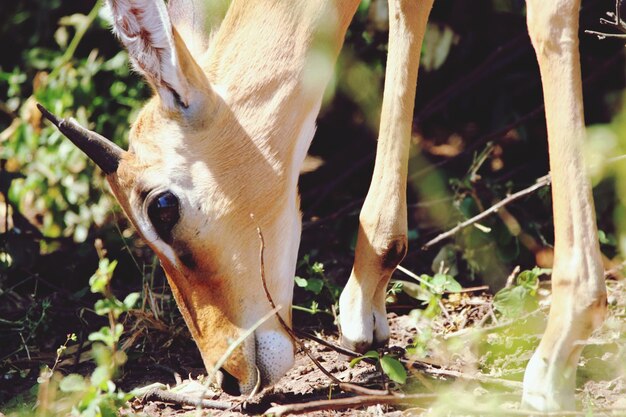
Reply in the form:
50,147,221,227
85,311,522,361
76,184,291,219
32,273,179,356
106,0,206,110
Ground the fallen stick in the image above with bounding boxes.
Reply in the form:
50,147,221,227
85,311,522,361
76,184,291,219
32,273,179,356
294,329,359,358
421,147,626,251
423,367,522,390
254,221,396,397
254,221,343,387
296,328,515,391
422,174,551,250
264,393,438,416
141,387,233,410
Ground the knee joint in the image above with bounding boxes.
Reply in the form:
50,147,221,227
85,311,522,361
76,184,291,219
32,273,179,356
588,292,608,329
378,236,408,271
526,2,579,55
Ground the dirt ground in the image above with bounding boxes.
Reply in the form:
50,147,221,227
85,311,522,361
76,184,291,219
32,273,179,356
117,279,626,417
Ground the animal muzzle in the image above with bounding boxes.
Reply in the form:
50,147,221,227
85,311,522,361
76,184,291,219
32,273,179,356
216,367,259,396
213,329,295,396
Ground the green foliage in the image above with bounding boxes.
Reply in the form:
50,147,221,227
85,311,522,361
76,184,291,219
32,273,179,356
405,327,433,358
350,350,408,385
7,255,138,417
293,255,341,316
493,267,549,319
394,270,462,319
89,258,118,294
1,1,148,244
385,280,404,304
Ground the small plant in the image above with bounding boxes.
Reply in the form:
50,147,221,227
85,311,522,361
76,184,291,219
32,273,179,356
32,245,139,417
349,350,408,385
393,266,462,319
293,255,341,316
493,267,549,319
385,281,404,304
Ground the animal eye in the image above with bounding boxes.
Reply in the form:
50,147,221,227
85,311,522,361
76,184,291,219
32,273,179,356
147,191,180,242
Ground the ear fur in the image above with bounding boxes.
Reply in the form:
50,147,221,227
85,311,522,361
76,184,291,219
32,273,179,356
106,0,202,109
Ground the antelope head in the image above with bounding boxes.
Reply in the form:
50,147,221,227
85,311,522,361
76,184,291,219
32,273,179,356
37,0,361,395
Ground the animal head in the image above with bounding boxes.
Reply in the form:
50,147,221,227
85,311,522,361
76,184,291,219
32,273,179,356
39,0,316,395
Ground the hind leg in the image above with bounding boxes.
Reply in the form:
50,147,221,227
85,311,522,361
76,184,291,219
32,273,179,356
521,0,607,411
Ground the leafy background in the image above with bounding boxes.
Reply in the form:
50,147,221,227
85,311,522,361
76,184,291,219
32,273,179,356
1,0,626,413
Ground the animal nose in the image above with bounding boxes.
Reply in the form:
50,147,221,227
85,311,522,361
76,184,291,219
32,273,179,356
216,368,241,396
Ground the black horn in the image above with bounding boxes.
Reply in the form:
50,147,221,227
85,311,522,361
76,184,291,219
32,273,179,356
37,103,124,175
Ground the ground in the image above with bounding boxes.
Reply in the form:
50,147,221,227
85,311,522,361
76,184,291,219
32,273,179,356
110,278,626,416
1,4,625,413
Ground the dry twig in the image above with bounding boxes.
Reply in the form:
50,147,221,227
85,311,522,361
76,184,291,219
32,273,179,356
265,393,438,416
422,174,551,250
141,387,233,410
585,0,626,39
254,219,392,397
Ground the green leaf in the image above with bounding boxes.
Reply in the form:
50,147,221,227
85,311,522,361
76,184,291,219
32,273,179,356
59,374,86,392
349,350,379,368
311,262,325,275
380,355,407,384
443,276,462,293
431,273,449,294
88,323,124,347
123,292,140,309
493,284,539,319
89,326,114,345
305,278,324,295
294,276,324,295
89,259,118,294
113,323,124,341
91,365,111,390
395,280,431,301
94,298,118,316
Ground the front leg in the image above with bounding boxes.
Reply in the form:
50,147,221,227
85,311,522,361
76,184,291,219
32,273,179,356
339,0,434,352
521,0,607,411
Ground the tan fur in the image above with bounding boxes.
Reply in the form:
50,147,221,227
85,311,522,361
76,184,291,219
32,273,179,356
104,0,361,392
97,0,604,407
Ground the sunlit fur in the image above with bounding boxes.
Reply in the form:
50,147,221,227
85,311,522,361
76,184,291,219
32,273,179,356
99,0,606,407
104,0,360,393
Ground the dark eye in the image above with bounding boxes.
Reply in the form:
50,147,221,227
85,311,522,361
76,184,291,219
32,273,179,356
147,191,180,243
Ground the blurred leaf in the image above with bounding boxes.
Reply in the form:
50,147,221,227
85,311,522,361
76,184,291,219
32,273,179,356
493,267,547,318
89,258,117,294
349,350,379,368
59,374,86,393
421,23,458,72
396,279,431,302
123,292,140,310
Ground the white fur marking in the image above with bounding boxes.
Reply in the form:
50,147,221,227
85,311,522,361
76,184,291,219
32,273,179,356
107,0,185,107
255,330,295,386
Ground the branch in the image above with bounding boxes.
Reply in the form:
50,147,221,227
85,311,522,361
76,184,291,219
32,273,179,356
265,393,438,416
141,387,234,410
585,0,626,39
410,48,622,183
421,174,551,250
254,219,404,396
584,30,626,39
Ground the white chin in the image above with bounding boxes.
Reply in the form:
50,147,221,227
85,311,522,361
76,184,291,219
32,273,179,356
255,330,295,387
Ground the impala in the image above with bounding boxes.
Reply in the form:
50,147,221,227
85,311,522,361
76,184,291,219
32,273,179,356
39,0,607,411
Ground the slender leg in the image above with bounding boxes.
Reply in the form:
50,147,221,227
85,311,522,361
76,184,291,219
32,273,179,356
522,0,607,411
339,0,435,352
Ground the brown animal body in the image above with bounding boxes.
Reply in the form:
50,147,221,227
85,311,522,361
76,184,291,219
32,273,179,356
40,0,607,411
